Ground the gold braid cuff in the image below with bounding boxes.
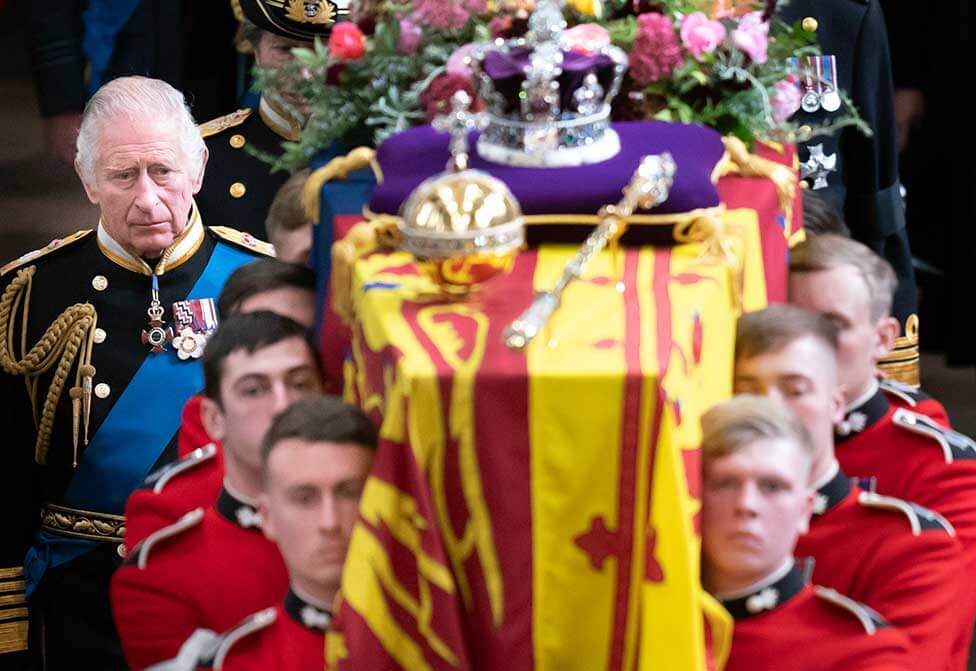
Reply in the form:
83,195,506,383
40,504,125,543
0,566,26,654
0,266,98,464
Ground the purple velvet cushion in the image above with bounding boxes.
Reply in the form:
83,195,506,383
369,121,725,217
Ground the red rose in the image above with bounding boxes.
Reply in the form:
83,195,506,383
420,73,484,122
328,23,366,61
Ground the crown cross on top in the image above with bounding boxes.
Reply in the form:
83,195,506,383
432,90,487,172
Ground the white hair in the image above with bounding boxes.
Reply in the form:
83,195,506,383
76,76,206,186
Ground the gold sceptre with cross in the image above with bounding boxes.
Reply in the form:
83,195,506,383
503,153,676,351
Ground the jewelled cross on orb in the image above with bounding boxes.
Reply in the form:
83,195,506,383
431,90,487,173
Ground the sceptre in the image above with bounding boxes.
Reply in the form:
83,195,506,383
503,153,676,351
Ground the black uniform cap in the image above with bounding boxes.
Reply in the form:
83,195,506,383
236,0,347,41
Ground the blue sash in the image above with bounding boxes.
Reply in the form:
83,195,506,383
310,145,377,340
82,0,144,95
24,242,254,595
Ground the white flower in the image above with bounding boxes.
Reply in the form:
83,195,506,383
172,328,207,360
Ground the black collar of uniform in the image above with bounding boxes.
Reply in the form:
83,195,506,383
284,589,332,632
836,388,889,441
811,469,852,517
719,562,805,620
216,487,263,532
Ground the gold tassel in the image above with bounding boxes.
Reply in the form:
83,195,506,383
302,147,381,224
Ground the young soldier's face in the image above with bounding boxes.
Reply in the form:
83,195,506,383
81,114,206,259
702,440,813,592
734,336,844,464
204,337,322,469
788,265,893,400
261,438,373,599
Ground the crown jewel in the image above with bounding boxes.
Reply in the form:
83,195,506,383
472,0,628,167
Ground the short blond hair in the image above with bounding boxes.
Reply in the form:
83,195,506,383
265,168,311,244
735,304,838,364
701,395,816,476
790,234,897,320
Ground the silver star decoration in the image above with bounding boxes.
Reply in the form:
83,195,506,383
235,505,263,529
746,587,779,614
800,144,837,190
300,605,332,631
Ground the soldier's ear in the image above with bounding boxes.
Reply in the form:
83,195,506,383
258,494,276,542
191,147,209,194
874,316,899,360
200,396,226,442
75,161,99,205
797,488,815,535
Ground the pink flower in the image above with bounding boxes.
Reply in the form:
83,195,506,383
446,43,481,79
411,0,485,30
629,12,683,86
328,23,365,61
420,73,484,122
772,75,801,122
679,12,726,60
731,11,769,65
561,23,611,55
397,18,422,54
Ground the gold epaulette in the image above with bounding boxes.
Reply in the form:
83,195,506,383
208,226,276,257
1,230,93,277
199,109,252,139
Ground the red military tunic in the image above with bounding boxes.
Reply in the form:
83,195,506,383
795,467,964,670
210,590,329,671
111,488,288,669
721,563,912,671
879,378,950,428
836,385,976,670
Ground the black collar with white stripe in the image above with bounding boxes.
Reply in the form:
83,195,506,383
284,589,332,632
215,487,263,532
719,562,805,620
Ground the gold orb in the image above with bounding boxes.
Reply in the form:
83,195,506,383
398,169,524,292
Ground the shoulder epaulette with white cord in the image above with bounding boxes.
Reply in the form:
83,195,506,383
857,490,955,536
814,586,890,635
133,508,205,570
880,378,926,407
143,443,218,493
1,229,93,277
199,109,252,139
893,408,976,464
213,607,277,671
208,226,276,258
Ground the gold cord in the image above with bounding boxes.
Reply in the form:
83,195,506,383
0,266,97,464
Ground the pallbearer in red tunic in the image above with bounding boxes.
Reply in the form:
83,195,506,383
734,305,965,669
122,259,318,549
699,396,912,671
111,313,322,668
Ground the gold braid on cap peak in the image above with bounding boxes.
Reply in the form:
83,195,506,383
0,266,98,465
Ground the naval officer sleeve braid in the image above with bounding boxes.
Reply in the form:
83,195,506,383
0,266,97,464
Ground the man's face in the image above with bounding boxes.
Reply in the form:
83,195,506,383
261,438,373,599
270,223,313,267
702,440,813,591
239,287,316,328
734,336,844,462
788,266,894,400
203,337,322,469
253,32,309,70
79,115,205,259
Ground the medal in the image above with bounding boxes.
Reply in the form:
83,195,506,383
170,298,219,360
800,56,821,113
819,55,841,112
141,275,173,353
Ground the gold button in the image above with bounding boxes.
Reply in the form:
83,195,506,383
802,17,818,32
92,275,108,291
93,328,107,344
117,543,127,559
94,383,111,399
229,182,246,199
800,179,810,189
229,134,246,149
